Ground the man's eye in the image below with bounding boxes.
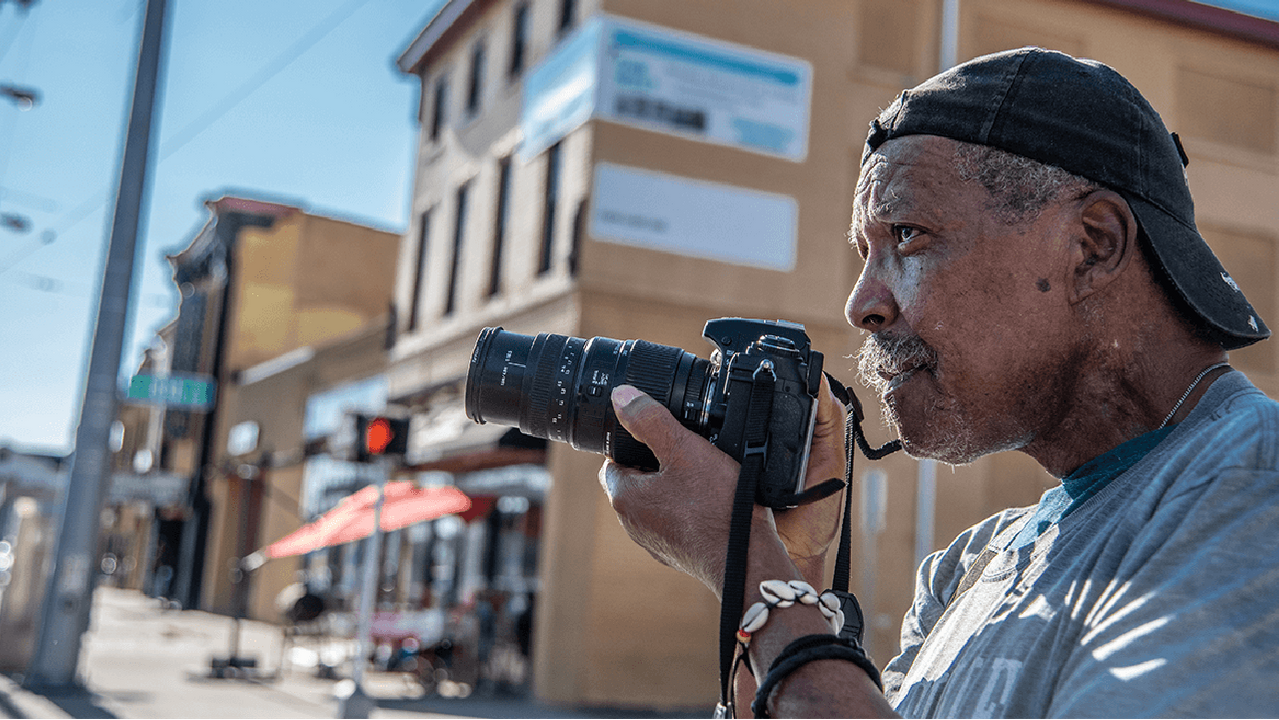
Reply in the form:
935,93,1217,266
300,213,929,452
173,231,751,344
893,225,924,246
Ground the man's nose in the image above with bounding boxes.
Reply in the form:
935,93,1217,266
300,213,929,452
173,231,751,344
846,270,899,332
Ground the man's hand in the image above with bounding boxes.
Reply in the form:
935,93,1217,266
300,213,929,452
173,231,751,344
601,383,897,718
774,375,848,578
598,379,847,593
598,385,748,594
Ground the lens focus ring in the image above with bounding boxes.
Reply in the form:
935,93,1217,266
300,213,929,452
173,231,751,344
525,334,567,439
610,341,681,470
625,340,680,403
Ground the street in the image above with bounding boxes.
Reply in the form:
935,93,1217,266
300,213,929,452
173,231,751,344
0,587,709,719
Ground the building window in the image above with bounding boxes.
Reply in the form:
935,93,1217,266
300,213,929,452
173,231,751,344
509,3,529,79
445,183,470,315
558,0,575,36
407,210,430,331
430,75,449,142
466,40,486,118
489,156,513,297
569,198,586,277
539,142,561,275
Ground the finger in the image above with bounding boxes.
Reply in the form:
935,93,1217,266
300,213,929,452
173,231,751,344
598,458,643,503
816,372,848,428
611,384,709,464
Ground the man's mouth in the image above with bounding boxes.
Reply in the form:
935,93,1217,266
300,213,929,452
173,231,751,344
881,363,924,391
857,333,939,397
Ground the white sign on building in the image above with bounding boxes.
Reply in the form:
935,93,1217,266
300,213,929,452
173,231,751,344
590,162,798,271
522,15,811,161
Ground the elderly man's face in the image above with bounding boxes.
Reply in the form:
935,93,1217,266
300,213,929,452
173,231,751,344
847,135,1084,464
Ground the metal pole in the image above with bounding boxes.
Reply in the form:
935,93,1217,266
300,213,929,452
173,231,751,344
337,460,387,719
914,459,937,569
940,0,960,72
25,0,168,689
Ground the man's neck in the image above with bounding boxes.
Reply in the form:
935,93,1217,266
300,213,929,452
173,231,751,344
1021,342,1229,478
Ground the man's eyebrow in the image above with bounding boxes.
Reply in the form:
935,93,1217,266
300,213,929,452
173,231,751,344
866,192,908,219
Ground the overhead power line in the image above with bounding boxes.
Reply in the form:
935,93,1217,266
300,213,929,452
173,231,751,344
21,0,378,261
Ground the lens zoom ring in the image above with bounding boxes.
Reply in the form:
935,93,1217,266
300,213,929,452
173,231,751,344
526,334,566,438
625,341,679,404
613,427,659,471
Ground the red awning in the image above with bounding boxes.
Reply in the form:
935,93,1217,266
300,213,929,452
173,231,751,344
263,483,471,559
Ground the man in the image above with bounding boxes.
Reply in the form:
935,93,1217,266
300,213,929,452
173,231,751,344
600,48,1279,717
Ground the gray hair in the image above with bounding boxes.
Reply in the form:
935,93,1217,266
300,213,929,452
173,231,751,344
954,141,1101,225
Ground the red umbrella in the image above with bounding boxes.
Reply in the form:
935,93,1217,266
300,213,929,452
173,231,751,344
263,483,471,559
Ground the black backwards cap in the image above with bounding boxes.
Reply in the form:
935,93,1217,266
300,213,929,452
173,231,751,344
863,47,1269,350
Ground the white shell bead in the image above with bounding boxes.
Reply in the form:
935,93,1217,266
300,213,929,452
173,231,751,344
742,602,771,633
760,580,799,603
787,580,817,596
819,593,841,614
830,609,845,634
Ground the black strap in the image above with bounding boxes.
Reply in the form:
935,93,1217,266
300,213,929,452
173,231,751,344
832,406,858,594
830,375,901,593
717,366,776,710
751,634,883,718
719,374,900,716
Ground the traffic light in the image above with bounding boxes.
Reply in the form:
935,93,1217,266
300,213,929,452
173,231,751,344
354,415,410,462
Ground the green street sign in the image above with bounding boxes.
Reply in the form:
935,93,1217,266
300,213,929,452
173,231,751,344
125,373,216,410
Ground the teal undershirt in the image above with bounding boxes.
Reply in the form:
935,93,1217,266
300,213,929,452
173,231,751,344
1011,426,1175,549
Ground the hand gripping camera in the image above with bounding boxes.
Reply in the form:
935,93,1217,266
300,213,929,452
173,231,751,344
464,317,825,509
467,318,899,714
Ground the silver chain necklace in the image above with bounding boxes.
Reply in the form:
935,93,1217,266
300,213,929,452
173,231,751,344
1159,362,1230,429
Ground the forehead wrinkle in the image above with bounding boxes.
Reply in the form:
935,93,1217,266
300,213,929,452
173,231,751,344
852,177,908,240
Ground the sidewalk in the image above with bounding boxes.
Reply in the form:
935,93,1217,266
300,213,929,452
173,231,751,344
1,587,711,719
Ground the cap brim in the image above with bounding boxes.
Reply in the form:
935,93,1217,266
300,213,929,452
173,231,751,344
1125,193,1270,350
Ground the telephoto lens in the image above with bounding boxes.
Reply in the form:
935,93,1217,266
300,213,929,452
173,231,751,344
464,328,713,470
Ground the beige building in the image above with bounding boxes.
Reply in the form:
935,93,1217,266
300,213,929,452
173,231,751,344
390,0,1278,709
112,195,400,627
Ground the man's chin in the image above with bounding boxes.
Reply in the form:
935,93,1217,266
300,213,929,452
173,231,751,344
894,421,1031,466
889,414,984,466
898,436,980,466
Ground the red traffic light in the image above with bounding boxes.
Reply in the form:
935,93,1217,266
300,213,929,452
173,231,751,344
365,417,393,455
357,415,409,459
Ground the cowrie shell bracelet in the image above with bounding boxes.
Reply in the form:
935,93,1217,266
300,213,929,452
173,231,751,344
736,579,844,646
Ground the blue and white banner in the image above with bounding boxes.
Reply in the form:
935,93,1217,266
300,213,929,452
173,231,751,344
522,16,811,161
520,20,601,160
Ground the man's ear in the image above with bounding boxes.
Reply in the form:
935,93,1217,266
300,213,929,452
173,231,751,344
1070,189,1140,304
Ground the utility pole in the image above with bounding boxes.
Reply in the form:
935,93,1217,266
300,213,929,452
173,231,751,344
336,457,388,719
25,0,168,689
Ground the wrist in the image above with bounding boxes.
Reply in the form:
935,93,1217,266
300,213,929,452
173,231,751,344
789,553,828,591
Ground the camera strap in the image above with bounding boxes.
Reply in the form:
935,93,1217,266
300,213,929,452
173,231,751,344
717,363,776,714
831,378,902,594
716,375,901,716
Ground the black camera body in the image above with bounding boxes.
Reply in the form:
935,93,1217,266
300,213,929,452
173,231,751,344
464,317,826,509
697,318,825,508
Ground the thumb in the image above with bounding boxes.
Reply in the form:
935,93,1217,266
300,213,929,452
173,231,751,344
611,384,687,461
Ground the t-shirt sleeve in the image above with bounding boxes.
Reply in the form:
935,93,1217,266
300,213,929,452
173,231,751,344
881,508,1030,702
1047,467,1279,717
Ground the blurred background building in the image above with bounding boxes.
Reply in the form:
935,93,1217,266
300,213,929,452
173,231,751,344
5,0,1275,713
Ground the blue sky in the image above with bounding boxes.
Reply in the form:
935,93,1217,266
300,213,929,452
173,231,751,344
1203,0,1279,22
0,0,444,453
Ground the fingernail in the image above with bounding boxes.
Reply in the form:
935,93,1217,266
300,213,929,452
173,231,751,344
612,384,643,411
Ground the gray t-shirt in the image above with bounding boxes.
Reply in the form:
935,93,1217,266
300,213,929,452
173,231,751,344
883,371,1279,718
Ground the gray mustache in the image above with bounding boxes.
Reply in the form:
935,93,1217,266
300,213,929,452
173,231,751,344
857,334,938,391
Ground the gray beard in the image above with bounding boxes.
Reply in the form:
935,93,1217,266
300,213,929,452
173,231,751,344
855,333,1030,465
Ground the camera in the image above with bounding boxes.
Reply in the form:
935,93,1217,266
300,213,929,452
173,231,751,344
464,318,826,509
